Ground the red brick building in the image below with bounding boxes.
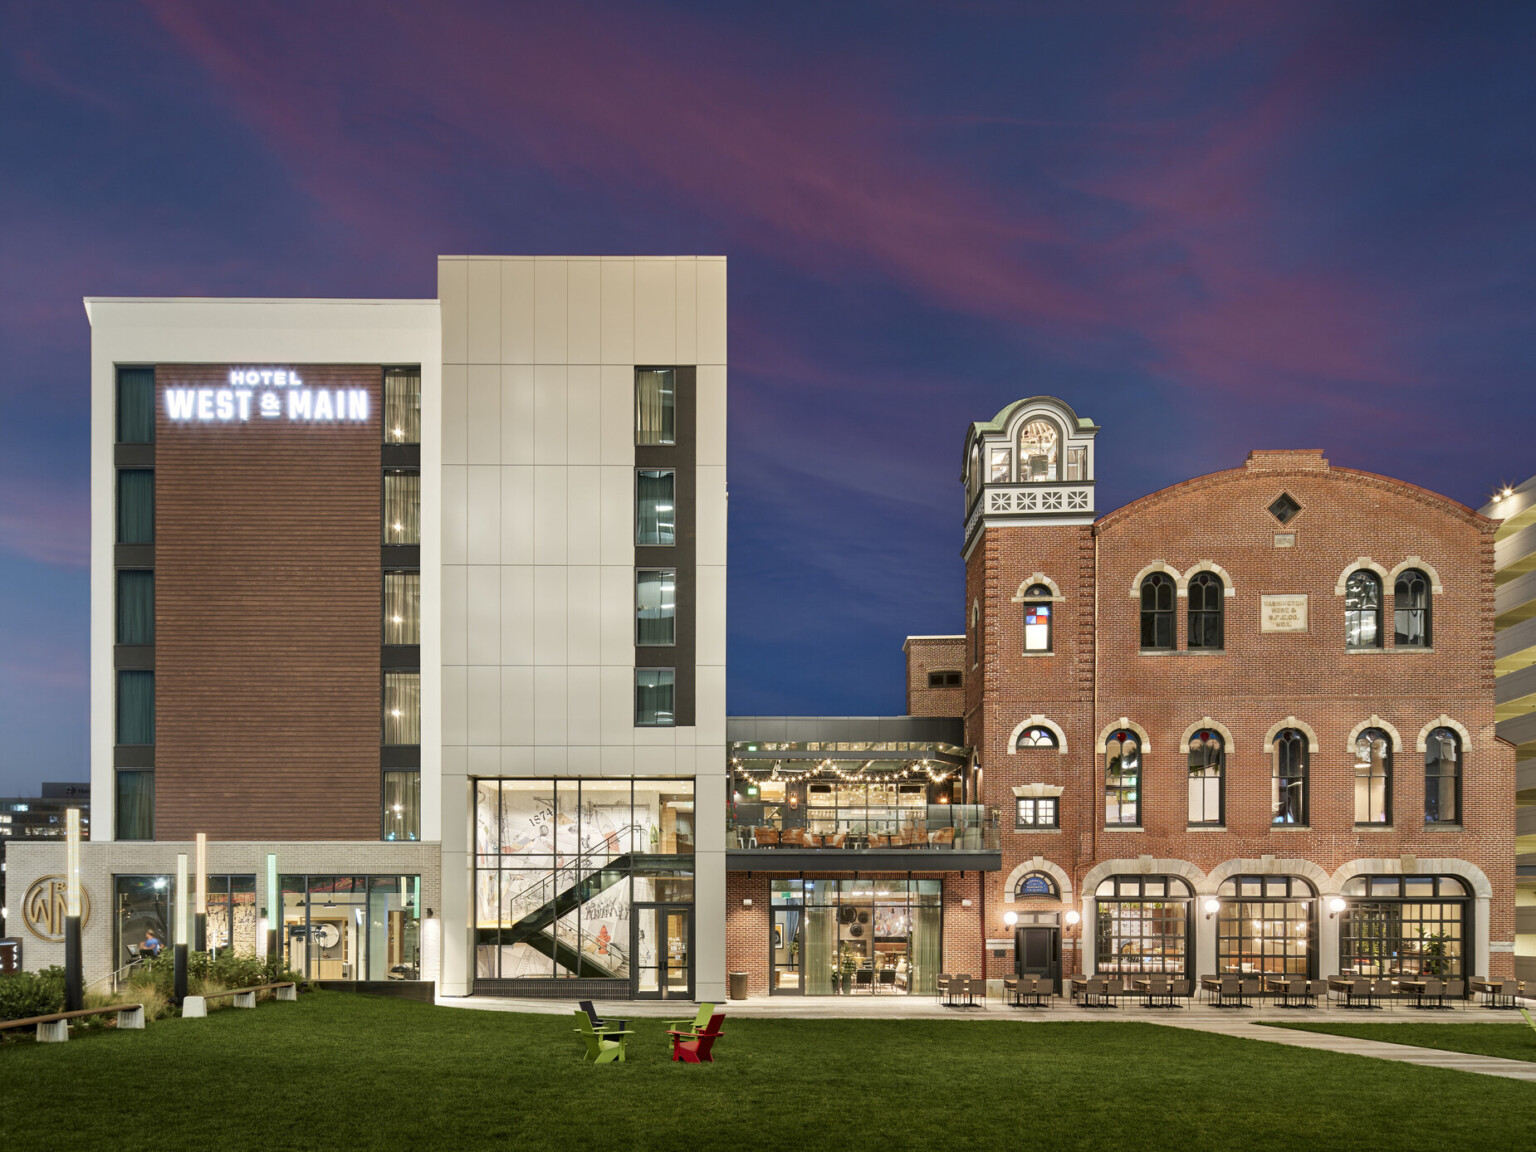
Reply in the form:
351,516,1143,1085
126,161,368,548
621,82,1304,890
722,394,1514,997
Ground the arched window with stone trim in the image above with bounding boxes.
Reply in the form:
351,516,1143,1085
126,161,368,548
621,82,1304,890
1270,729,1308,825
1186,728,1224,826
1140,573,1176,650
1015,871,1060,899
1187,571,1224,650
1345,570,1383,649
1424,727,1461,825
1104,729,1141,826
1015,725,1058,750
1022,583,1053,652
1354,727,1392,824
1017,417,1061,482
1394,568,1431,648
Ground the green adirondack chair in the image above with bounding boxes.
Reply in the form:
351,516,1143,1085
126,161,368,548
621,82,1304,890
573,1010,632,1063
661,1002,715,1038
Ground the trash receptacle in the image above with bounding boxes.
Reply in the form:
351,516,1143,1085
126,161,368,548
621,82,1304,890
729,972,749,1000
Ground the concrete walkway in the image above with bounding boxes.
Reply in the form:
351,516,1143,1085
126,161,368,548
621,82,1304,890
437,990,1536,1080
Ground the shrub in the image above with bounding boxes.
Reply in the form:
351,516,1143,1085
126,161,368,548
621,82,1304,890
0,967,65,1023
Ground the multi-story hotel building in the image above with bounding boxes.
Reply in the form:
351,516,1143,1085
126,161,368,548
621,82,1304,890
6,257,728,1002
3,273,1515,1002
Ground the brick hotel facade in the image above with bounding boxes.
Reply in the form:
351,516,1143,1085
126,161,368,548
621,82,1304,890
3,272,1514,1002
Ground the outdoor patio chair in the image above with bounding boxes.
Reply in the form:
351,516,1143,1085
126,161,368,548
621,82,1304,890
779,828,807,848
929,827,956,848
1215,976,1246,1008
936,973,951,1003
1141,976,1174,1009
662,1002,715,1038
755,827,779,848
1444,977,1466,1005
669,1013,725,1064
577,1000,628,1035
573,1011,632,1064
1240,977,1264,1004
1169,978,1192,1007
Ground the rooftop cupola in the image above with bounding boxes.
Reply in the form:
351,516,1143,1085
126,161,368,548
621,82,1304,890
961,395,1098,554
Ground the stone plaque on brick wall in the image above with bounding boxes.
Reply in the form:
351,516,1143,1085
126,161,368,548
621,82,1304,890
1261,594,1308,633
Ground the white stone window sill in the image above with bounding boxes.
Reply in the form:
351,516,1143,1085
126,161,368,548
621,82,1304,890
1013,827,1063,834
1270,824,1312,831
1186,825,1226,832
1138,648,1227,657
1354,824,1396,831
1102,826,1144,832
1424,823,1464,832
1345,647,1387,655
1020,651,1057,658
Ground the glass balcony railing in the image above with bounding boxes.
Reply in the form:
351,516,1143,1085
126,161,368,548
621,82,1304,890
728,804,999,852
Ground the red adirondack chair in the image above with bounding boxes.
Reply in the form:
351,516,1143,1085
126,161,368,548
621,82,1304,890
668,1012,725,1063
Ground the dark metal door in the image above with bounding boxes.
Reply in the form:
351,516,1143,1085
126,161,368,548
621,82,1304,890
1015,926,1061,993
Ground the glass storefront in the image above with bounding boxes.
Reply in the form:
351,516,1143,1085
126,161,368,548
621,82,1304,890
473,778,695,996
1215,875,1315,976
769,878,941,996
1095,876,1191,976
206,875,258,956
1339,875,1468,978
281,875,422,981
113,873,256,968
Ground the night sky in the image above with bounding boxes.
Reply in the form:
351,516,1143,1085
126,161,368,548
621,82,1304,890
2,2,1533,795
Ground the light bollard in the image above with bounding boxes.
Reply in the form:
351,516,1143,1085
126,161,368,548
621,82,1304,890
64,808,82,1012
174,852,189,1006
266,853,279,968
194,832,208,954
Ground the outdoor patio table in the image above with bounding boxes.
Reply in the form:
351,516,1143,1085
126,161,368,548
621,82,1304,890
1470,978,1519,1009
1330,976,1380,1009
945,974,978,1008
1198,975,1222,1004
1132,977,1178,1009
1263,976,1306,1007
1397,978,1446,1010
1070,976,1090,1005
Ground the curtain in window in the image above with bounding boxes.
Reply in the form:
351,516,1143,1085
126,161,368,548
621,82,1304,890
636,369,675,445
802,904,837,995
118,470,154,544
1354,730,1391,823
1345,571,1382,648
117,368,155,443
635,669,675,726
117,570,155,644
383,471,421,544
910,903,941,995
1394,569,1430,647
1424,729,1459,824
384,571,421,644
636,570,676,645
384,369,421,444
636,470,675,546
117,671,155,744
384,672,421,744
115,771,154,840
1271,732,1307,824
383,770,421,841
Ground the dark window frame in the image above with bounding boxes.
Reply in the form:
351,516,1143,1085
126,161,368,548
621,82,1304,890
1139,573,1175,650
1394,568,1431,648
1345,569,1383,649
1424,727,1461,826
1271,729,1309,825
1022,583,1054,653
635,667,677,728
1354,728,1393,826
1015,725,1058,750
636,568,678,647
1186,572,1224,650
1186,728,1225,827
1104,729,1141,827
1015,796,1059,830
926,670,962,688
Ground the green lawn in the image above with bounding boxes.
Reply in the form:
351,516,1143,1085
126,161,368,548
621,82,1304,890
1266,1019,1536,1064
2,993,1534,1151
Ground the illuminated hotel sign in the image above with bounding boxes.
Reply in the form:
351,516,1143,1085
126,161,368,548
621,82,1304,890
164,368,370,424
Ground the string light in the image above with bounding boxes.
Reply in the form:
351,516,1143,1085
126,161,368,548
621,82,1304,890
728,756,956,785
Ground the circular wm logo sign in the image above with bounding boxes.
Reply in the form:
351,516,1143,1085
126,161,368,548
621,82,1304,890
21,875,91,943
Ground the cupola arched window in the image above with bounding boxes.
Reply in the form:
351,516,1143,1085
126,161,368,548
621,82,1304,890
1186,728,1224,826
1018,418,1061,483
1271,729,1308,825
1394,569,1431,648
1015,872,1060,899
1424,727,1461,825
1354,727,1392,825
1140,573,1175,650
1345,570,1383,649
1187,572,1224,650
1104,729,1141,826
1022,583,1053,652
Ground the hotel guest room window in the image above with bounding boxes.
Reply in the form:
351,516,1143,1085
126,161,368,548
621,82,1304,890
383,470,421,544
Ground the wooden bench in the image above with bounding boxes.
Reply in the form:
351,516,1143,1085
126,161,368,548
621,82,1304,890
183,981,297,1018
0,1004,145,1042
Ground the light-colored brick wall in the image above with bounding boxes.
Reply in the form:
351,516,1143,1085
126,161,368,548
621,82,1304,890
6,839,441,986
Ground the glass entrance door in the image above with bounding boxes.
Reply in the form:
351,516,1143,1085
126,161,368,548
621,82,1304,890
634,904,692,999
771,907,803,994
